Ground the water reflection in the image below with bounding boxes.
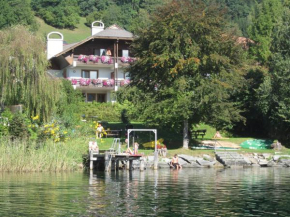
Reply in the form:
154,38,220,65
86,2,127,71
1,168,290,216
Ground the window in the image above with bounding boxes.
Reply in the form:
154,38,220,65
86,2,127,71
82,70,98,79
122,50,129,57
97,94,106,103
87,93,96,102
100,49,106,56
82,70,90,78
94,49,106,56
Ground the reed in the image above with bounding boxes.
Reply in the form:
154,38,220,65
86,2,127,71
0,137,90,172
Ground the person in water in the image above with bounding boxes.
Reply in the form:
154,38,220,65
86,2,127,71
170,154,182,169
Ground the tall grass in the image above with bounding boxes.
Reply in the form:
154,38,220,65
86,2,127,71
0,137,87,172
0,135,117,172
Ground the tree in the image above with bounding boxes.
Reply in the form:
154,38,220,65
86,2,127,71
118,0,246,148
31,0,80,29
0,26,61,121
247,0,283,64
255,6,290,145
0,0,38,31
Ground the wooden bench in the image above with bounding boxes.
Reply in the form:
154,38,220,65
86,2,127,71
192,129,207,139
106,129,122,138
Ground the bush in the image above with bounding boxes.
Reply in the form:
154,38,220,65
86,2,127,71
9,113,29,140
0,109,13,136
79,102,120,122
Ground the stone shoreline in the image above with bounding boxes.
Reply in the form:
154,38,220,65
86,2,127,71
129,152,290,169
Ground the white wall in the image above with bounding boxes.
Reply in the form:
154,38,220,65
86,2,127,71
47,32,63,59
66,67,127,80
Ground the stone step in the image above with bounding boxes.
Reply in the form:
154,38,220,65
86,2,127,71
215,151,250,167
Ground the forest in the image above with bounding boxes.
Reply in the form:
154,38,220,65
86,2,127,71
0,0,290,147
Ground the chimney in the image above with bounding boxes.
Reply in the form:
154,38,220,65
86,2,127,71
92,21,104,36
47,32,64,60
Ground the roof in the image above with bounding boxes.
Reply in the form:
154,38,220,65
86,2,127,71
54,24,134,58
92,24,134,39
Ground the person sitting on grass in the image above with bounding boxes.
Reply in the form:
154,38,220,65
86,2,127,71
170,154,182,169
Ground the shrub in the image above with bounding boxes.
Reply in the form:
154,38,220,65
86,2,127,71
9,113,29,140
79,102,120,122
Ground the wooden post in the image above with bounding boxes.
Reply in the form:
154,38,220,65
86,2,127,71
90,151,93,170
90,159,93,170
116,160,119,171
140,158,145,171
105,152,111,172
126,160,130,170
129,160,133,170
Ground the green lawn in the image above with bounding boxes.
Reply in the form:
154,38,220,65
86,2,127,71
88,122,289,157
36,17,90,44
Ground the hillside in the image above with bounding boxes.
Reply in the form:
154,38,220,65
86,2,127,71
36,17,90,44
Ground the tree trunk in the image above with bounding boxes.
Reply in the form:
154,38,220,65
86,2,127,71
183,120,189,149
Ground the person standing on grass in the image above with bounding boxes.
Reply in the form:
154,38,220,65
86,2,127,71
96,124,104,138
170,154,182,169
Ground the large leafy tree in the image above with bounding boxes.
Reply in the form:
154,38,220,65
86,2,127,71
0,0,38,31
0,26,61,121
247,0,283,64
255,5,290,145
118,0,246,148
31,0,80,29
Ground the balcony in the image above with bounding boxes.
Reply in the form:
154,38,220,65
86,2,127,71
73,55,136,67
69,78,130,90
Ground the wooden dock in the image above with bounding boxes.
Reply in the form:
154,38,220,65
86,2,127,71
90,151,145,171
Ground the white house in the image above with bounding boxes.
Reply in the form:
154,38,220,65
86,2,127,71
47,21,134,103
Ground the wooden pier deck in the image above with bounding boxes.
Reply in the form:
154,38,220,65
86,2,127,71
90,151,145,171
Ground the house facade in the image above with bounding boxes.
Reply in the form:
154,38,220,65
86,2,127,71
47,21,134,103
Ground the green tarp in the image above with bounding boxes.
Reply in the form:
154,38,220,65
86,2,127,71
240,139,273,150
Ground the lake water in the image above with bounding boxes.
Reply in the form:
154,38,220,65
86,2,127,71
0,168,290,216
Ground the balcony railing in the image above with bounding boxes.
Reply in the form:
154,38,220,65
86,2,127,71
73,55,136,66
69,78,130,88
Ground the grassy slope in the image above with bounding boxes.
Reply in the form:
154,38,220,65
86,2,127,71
36,17,90,44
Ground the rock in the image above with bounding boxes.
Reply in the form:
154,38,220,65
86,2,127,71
279,159,290,167
243,157,252,165
203,154,214,162
267,161,276,167
213,161,224,168
182,161,202,168
263,153,272,160
273,155,281,161
178,158,188,166
160,158,171,163
248,157,259,164
158,161,170,169
196,159,215,167
179,154,197,162
258,159,269,166
251,163,260,167
273,155,290,161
